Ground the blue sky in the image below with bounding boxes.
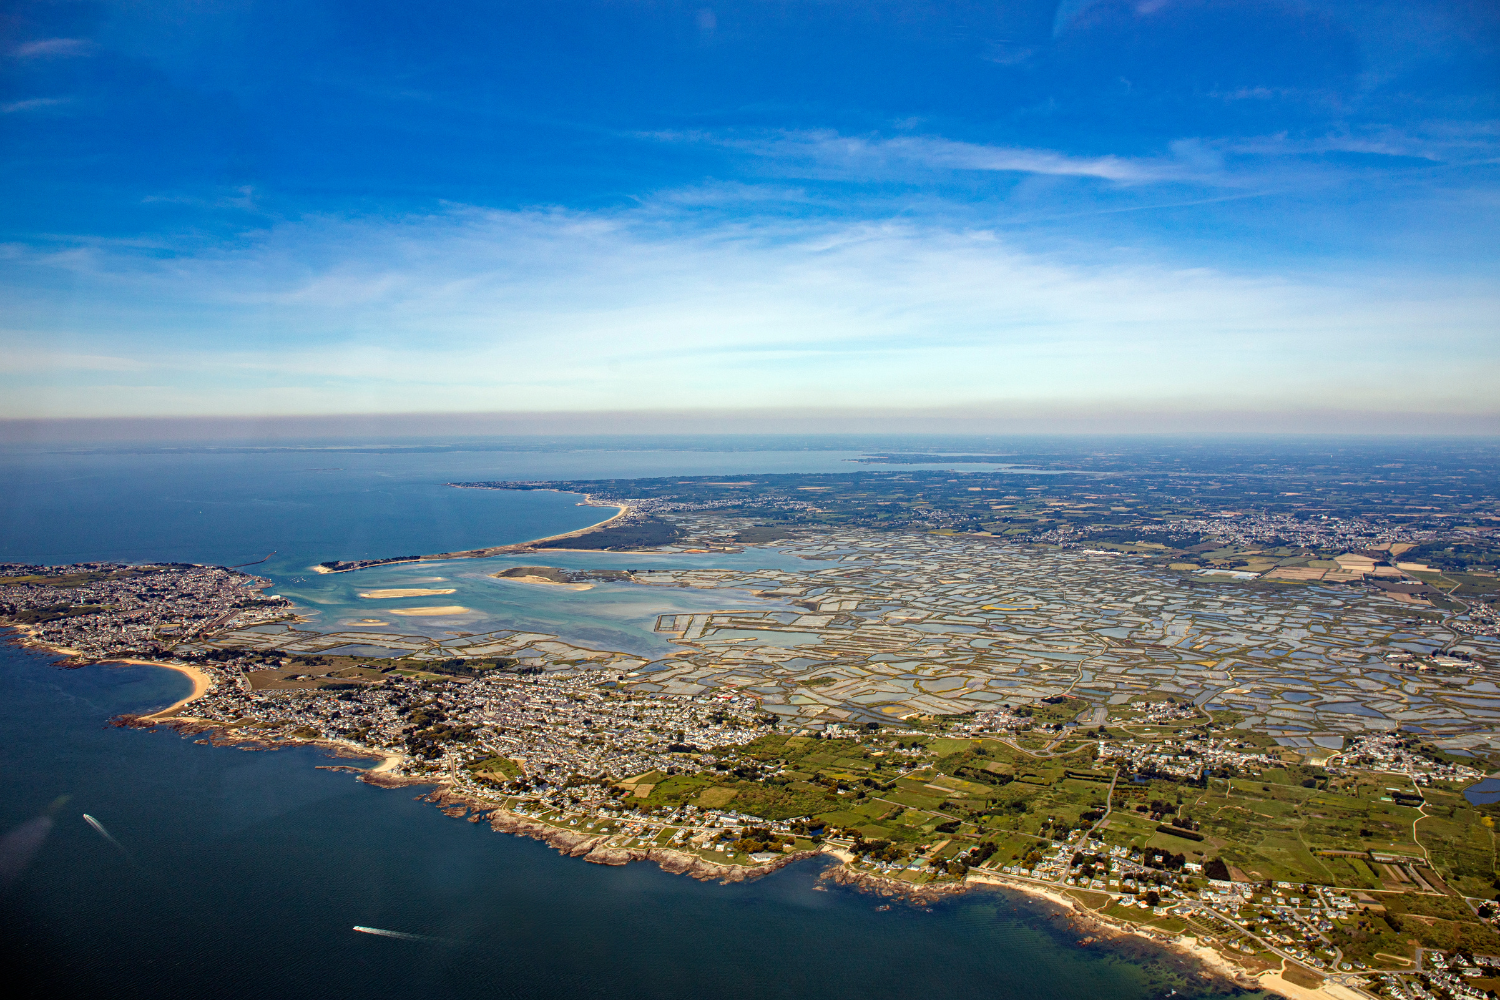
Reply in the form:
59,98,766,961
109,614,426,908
2,0,1497,426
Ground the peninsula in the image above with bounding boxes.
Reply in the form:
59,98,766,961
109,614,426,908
5,454,1500,1000
312,495,629,574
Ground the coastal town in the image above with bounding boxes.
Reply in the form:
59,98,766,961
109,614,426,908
5,474,1500,1000
0,561,293,658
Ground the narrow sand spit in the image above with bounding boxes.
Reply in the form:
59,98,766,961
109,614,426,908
358,588,457,598
388,605,471,616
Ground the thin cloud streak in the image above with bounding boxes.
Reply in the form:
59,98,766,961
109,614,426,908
2,97,71,114
12,38,94,58
656,126,1500,192
758,132,1179,183
663,129,1199,184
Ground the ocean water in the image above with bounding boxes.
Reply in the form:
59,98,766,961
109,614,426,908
0,440,1055,569
0,442,1243,998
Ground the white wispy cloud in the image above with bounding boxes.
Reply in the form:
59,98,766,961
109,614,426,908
787,133,1177,181
3,201,1495,418
664,129,1205,184
1225,122,1500,165
141,185,261,211
656,124,1500,193
1230,131,1438,162
12,38,94,58
1,97,71,114
2,345,148,373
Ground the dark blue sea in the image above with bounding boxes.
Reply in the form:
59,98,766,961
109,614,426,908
1,440,1244,999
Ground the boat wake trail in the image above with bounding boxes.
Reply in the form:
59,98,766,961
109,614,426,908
352,925,451,944
82,813,130,858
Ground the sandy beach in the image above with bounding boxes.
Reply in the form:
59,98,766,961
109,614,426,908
5,621,86,658
100,658,215,719
425,495,631,558
965,871,1356,1000
307,493,629,574
1256,966,1367,1000
2,625,216,719
366,751,404,772
502,498,631,549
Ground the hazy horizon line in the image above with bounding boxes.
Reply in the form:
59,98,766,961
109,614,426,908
2,406,1497,444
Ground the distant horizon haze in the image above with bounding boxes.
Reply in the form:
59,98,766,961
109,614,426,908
1,405,1497,445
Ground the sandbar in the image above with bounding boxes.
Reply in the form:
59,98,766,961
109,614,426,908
388,606,471,616
359,588,457,598
495,575,593,591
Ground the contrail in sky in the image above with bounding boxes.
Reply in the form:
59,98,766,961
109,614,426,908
82,814,129,855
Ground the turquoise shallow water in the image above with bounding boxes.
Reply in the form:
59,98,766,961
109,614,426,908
0,443,1244,998
287,560,789,659
0,443,959,659
281,542,842,659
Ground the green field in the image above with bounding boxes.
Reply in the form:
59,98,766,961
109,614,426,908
603,726,1500,964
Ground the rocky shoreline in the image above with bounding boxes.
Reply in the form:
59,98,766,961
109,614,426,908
106,713,822,886
818,862,1261,994
818,864,971,902
393,783,819,883
104,710,1304,999
4,623,90,666
353,772,1270,996
109,713,400,769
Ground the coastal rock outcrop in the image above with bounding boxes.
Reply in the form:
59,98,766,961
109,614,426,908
476,805,820,883
820,865,970,903
358,771,434,789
